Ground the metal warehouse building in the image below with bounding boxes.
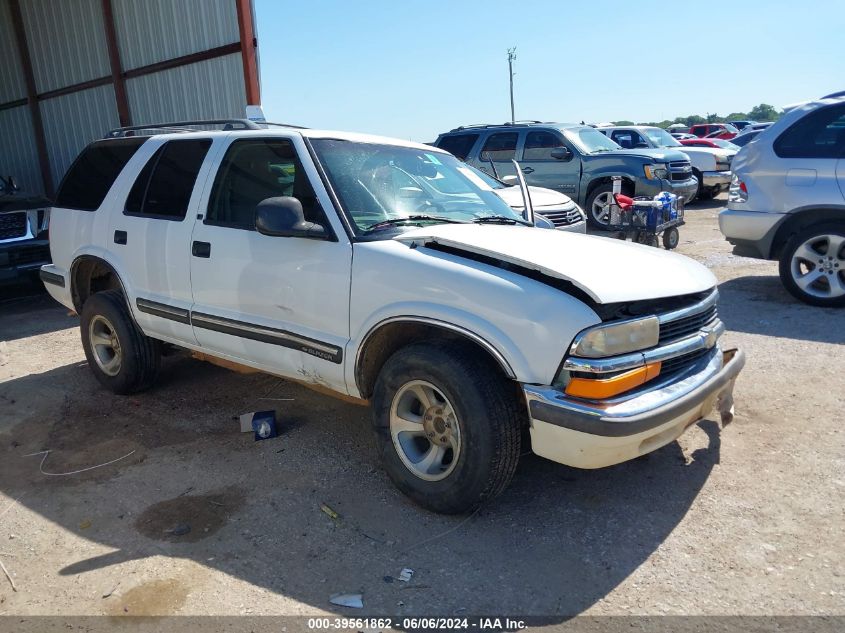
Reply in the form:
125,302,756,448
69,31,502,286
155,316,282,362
0,0,260,197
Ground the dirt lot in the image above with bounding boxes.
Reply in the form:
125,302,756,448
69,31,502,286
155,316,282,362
0,193,843,621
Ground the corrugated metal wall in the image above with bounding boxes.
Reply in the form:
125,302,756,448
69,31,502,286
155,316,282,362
0,0,26,103
19,0,111,94
126,54,246,124
113,0,239,70
0,0,253,197
0,106,42,193
41,85,120,187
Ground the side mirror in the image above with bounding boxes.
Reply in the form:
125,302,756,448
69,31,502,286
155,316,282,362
501,175,518,184
550,147,572,161
255,197,327,239
634,142,649,149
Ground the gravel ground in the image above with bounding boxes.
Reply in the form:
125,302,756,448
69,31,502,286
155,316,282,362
0,193,843,622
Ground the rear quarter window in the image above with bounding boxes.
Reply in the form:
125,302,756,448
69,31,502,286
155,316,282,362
55,138,147,211
774,103,845,159
436,134,479,160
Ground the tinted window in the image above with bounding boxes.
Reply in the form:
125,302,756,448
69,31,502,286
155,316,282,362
774,104,845,159
436,134,479,160
55,138,146,211
124,139,210,220
480,133,518,162
523,131,564,160
207,138,322,230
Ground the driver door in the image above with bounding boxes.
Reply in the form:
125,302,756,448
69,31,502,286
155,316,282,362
188,135,353,392
518,130,581,198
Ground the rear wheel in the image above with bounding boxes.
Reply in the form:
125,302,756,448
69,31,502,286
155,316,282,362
80,290,161,393
778,223,845,307
371,343,523,514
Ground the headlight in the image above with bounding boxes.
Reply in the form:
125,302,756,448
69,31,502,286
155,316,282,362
570,316,660,358
643,164,669,180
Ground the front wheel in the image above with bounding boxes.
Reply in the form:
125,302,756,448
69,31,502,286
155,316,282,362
371,343,524,514
778,224,845,307
662,227,680,250
585,183,619,229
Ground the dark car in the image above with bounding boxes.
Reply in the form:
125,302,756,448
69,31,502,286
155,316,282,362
0,177,51,287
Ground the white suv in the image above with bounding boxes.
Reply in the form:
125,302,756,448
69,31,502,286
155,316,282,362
41,119,744,513
719,94,845,306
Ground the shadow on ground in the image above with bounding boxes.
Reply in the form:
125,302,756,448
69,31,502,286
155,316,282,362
718,275,845,345
0,286,77,342
0,346,722,619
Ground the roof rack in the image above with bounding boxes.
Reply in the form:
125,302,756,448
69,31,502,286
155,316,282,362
449,120,548,132
104,118,307,138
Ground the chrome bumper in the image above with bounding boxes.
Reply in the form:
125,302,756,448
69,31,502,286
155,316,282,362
523,348,745,468
701,170,732,188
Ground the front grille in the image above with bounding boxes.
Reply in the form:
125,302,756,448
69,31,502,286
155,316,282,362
659,347,711,378
668,160,692,182
0,212,27,240
659,304,717,345
539,207,582,227
9,244,50,266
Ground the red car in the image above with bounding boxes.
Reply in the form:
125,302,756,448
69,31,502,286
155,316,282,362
681,138,728,149
688,123,738,140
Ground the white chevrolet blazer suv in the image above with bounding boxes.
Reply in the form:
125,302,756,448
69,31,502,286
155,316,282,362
41,120,745,513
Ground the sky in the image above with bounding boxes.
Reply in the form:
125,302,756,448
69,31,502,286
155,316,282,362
253,0,844,142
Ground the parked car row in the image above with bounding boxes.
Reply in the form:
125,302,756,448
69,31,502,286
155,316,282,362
434,121,698,228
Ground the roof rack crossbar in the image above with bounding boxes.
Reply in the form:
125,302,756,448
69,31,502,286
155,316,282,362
450,120,550,132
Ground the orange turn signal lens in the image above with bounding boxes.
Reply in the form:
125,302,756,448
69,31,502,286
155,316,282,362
565,361,662,400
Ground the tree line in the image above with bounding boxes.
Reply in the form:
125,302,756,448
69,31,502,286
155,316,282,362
614,103,782,129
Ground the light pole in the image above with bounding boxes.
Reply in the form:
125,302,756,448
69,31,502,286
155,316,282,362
507,47,516,123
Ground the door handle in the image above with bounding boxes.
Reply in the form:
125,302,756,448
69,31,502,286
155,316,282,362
522,167,535,174
192,241,211,258
114,230,127,245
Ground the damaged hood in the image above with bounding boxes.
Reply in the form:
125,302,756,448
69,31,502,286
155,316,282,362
395,224,716,304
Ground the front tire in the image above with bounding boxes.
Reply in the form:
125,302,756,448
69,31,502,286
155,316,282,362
80,290,161,394
778,224,845,307
371,343,524,514
586,183,620,229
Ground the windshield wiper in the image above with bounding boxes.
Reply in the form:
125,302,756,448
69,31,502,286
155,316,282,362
364,215,467,233
473,215,531,225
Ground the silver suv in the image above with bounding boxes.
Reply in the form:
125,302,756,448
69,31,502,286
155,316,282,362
719,94,845,307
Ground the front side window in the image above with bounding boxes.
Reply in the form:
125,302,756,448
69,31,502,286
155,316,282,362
310,140,525,237
479,133,518,162
611,130,635,149
644,127,681,147
436,134,479,160
55,138,147,211
124,139,210,220
523,131,565,160
565,127,620,154
206,138,323,230
774,104,845,159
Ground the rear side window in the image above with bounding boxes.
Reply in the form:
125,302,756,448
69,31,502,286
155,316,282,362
436,134,479,160
480,132,518,162
523,131,565,160
774,104,845,159
55,138,146,211
124,139,211,220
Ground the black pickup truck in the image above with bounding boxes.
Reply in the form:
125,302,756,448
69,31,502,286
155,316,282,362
0,177,51,288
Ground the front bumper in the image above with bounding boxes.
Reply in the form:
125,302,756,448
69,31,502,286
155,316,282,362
701,170,732,189
523,348,745,469
638,178,699,204
0,237,51,284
